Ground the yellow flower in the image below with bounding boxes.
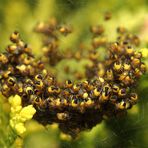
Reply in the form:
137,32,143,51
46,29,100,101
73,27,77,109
8,95,36,135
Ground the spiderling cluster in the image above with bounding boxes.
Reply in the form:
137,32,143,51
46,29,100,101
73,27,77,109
0,17,146,138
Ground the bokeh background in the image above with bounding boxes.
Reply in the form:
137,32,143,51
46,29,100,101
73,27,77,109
0,0,148,147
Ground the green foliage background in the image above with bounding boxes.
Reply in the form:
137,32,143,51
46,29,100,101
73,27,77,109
0,0,148,147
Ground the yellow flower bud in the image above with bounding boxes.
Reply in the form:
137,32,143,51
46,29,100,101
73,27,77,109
20,105,36,121
11,106,22,114
9,95,21,108
15,123,26,135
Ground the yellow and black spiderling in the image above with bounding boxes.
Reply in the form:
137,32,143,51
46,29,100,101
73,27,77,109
90,25,105,36
10,31,20,43
25,86,34,95
0,16,146,138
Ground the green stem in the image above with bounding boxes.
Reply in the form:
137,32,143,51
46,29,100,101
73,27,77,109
4,126,18,147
